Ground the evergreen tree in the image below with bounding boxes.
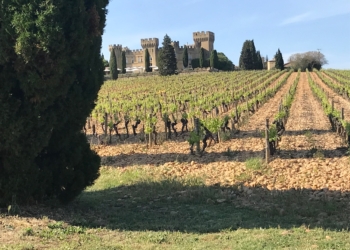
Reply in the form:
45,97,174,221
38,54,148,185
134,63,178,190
239,40,254,70
249,40,259,69
0,0,109,205
265,55,269,69
199,48,205,68
256,51,263,70
144,48,151,72
158,34,177,76
183,45,188,68
121,51,126,73
110,49,118,79
102,54,109,67
210,50,219,69
275,49,284,70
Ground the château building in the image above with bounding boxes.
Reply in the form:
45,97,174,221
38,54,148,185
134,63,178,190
109,31,215,71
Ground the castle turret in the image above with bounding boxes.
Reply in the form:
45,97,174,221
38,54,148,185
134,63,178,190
193,31,215,58
141,38,159,67
109,44,123,70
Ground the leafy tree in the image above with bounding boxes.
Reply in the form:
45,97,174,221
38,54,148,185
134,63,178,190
183,45,188,68
199,48,205,68
158,34,177,76
144,48,152,72
217,52,234,71
275,49,284,70
110,48,118,79
210,50,219,69
121,51,126,73
256,51,263,70
102,54,109,67
0,0,109,205
289,51,328,71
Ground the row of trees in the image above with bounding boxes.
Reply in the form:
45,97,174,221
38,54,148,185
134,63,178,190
157,34,235,75
108,34,235,77
238,39,327,71
108,37,329,79
239,40,264,70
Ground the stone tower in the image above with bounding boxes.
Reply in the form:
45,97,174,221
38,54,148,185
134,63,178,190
193,31,215,58
141,38,159,68
108,44,123,70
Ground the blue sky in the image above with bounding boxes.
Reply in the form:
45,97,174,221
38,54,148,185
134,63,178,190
101,0,350,69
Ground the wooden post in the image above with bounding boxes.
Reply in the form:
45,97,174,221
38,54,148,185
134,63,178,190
331,99,334,113
104,112,108,136
265,118,270,164
149,114,153,147
341,108,344,120
195,118,200,154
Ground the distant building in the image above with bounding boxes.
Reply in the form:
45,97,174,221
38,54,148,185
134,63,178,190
284,62,291,69
109,31,215,72
267,59,275,70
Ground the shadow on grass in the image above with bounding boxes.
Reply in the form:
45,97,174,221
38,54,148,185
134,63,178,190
17,180,350,233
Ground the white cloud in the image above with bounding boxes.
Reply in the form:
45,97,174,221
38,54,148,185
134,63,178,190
280,12,311,26
280,6,350,26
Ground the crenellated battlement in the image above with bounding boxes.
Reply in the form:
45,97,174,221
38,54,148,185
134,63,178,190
109,44,123,52
141,38,159,48
171,41,180,49
193,31,215,43
180,45,196,49
131,49,143,55
109,31,214,70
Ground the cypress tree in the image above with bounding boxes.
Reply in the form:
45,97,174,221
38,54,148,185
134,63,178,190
110,49,118,79
183,45,188,68
144,48,151,72
158,34,177,76
121,51,126,73
239,40,254,70
199,48,205,68
249,40,259,69
275,49,284,70
210,50,219,69
256,51,263,70
102,54,109,67
0,0,109,205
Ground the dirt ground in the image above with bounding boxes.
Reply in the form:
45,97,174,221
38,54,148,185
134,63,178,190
1,72,350,249
91,72,350,192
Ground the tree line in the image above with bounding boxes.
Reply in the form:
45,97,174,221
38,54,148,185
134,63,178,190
108,36,329,79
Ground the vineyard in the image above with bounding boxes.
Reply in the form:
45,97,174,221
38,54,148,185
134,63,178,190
87,69,350,189
3,70,350,249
